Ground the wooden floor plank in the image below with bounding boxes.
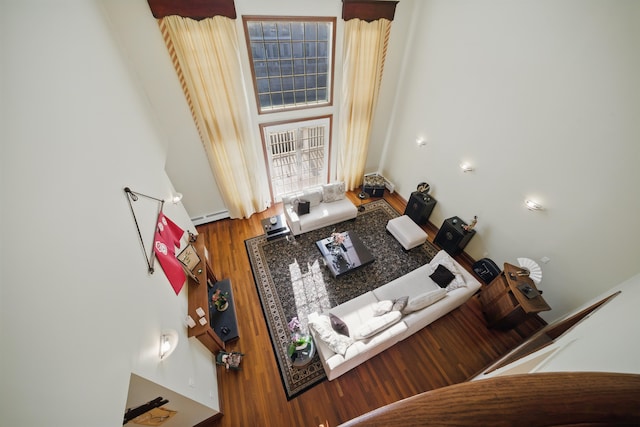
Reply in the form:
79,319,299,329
196,191,545,426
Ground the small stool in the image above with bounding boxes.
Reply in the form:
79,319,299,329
386,215,428,250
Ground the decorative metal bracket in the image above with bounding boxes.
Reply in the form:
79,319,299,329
124,187,165,274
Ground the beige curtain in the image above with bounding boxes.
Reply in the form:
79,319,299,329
160,15,270,219
338,18,392,190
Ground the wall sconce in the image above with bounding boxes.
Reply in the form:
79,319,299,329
169,193,183,204
159,329,179,360
459,162,474,172
416,137,427,147
525,199,543,211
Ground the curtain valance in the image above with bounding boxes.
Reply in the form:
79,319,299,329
342,0,398,22
148,0,236,20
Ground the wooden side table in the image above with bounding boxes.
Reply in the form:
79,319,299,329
187,237,225,353
478,263,551,329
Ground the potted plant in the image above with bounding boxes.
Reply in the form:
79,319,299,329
288,317,309,350
211,289,229,311
330,232,345,255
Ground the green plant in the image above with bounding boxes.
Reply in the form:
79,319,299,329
211,289,229,309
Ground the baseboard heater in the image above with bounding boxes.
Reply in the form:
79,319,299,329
191,210,230,226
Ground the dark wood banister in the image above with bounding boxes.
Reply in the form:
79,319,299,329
338,372,640,426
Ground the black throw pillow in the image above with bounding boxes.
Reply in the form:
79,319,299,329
295,199,310,215
430,264,455,288
329,313,350,337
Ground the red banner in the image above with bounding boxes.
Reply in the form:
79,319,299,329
153,212,186,294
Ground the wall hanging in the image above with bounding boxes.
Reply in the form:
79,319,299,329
124,187,186,294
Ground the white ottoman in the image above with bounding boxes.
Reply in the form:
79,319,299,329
386,215,428,250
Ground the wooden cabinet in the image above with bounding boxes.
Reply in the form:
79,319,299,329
187,237,225,353
479,263,551,329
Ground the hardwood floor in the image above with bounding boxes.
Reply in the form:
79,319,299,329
196,191,545,427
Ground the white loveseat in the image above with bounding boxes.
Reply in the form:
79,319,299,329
308,250,481,381
282,182,358,236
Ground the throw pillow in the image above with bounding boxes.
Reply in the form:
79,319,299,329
426,256,467,291
329,313,350,337
308,313,353,355
373,300,394,316
294,199,310,216
322,182,346,203
402,288,447,314
354,310,402,340
430,264,455,288
391,296,409,312
445,274,467,292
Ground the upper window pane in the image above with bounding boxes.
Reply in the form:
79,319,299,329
243,17,335,114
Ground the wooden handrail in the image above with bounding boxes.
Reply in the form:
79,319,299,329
339,372,640,426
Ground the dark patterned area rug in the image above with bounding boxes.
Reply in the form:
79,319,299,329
245,199,439,399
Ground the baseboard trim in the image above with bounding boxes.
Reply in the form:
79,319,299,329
191,210,230,226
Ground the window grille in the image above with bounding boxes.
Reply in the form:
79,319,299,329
262,117,330,200
243,17,335,113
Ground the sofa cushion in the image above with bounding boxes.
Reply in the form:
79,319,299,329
302,187,322,208
426,253,467,291
322,182,346,203
373,300,394,316
308,312,353,355
430,264,455,288
402,288,447,314
281,192,303,207
392,296,409,312
372,263,441,303
329,313,349,337
354,310,402,340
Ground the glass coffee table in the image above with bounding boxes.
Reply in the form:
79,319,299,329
287,335,315,368
315,231,375,277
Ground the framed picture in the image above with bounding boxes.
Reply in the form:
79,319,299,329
177,244,201,271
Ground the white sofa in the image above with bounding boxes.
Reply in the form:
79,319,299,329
308,250,481,381
282,182,358,236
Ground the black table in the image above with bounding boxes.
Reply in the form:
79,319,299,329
315,231,375,277
208,278,239,343
261,214,290,241
434,216,476,256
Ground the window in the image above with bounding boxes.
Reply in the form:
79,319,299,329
243,17,335,114
260,116,331,200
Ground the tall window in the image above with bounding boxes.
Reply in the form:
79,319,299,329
260,116,331,200
243,17,335,114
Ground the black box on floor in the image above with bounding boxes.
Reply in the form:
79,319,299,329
363,174,385,197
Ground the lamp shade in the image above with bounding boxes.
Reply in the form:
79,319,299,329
517,257,542,285
159,329,179,360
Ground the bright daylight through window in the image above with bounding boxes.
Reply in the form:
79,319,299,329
261,116,331,201
243,17,335,113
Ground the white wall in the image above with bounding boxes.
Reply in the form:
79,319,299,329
379,0,640,320
0,1,218,425
100,0,226,222
102,0,346,222
476,272,640,379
